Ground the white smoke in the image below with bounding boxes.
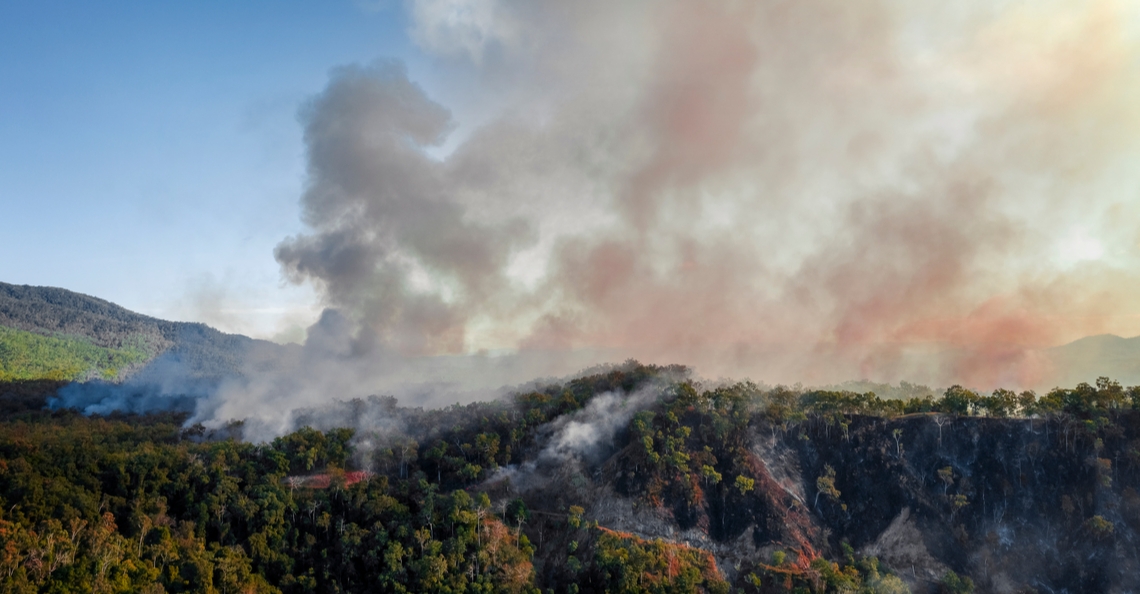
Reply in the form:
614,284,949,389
541,387,659,462
484,383,663,493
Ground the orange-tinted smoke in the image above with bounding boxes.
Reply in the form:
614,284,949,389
279,0,1140,394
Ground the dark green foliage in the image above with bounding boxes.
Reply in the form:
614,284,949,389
0,414,540,594
940,570,974,594
0,362,686,594
506,498,530,526
939,386,977,415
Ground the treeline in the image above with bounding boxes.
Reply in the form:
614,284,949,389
779,376,1138,421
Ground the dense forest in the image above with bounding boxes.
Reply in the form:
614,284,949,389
4,364,1140,593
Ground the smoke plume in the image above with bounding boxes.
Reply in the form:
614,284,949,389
84,0,1140,436
279,1,1140,377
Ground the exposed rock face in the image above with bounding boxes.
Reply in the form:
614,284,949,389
751,434,807,508
861,508,948,591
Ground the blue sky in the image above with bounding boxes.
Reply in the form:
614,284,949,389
0,1,446,339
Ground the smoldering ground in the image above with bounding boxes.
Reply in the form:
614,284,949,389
476,383,669,496
54,1,1140,438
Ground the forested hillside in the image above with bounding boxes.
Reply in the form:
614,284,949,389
0,326,151,382
5,364,1140,593
0,282,288,383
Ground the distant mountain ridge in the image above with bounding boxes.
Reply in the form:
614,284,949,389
0,281,290,383
1046,333,1140,388
0,282,170,349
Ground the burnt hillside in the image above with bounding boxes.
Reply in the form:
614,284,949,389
483,378,1140,593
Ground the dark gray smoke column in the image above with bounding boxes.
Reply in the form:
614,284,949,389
276,61,535,356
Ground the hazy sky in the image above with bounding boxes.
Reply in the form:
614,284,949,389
5,1,1140,391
